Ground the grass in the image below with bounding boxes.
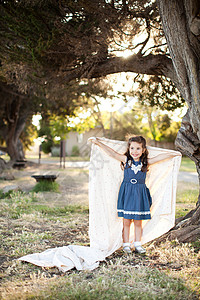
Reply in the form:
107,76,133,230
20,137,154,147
20,263,195,300
176,157,198,218
0,190,199,299
0,190,88,219
179,157,196,172
176,181,198,218
31,181,60,193
0,163,199,299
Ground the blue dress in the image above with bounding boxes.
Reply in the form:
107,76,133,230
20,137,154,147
117,158,152,220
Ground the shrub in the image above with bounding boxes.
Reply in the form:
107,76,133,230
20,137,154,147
71,145,80,156
32,181,59,193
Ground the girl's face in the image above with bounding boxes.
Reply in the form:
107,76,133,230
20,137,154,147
129,141,144,161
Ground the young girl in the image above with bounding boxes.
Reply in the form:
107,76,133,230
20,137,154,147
91,135,181,255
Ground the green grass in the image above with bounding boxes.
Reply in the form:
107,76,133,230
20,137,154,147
31,181,59,193
32,204,89,216
176,181,198,218
176,157,198,218
179,157,196,172
176,182,198,204
0,190,88,219
0,191,37,219
23,267,193,300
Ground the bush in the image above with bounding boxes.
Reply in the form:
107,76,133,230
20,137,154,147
71,145,80,156
41,140,54,154
32,181,59,193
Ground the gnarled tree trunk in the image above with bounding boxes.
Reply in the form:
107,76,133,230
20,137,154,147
156,0,200,242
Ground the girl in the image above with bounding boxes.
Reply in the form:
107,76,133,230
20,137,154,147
91,135,181,255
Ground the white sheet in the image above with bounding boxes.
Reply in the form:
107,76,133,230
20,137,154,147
18,137,181,271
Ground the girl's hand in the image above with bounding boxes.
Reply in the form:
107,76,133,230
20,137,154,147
87,137,97,144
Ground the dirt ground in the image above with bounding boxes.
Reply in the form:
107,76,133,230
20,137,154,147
0,162,89,207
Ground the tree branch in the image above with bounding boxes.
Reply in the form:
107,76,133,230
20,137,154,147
61,53,176,84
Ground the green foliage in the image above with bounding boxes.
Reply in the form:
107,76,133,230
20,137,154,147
49,115,70,140
20,117,38,150
71,145,80,157
137,103,181,142
38,119,55,153
132,75,185,111
31,181,59,193
109,110,144,140
0,2,57,66
41,139,54,154
160,120,181,142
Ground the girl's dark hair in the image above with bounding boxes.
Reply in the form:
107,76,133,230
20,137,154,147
121,135,149,172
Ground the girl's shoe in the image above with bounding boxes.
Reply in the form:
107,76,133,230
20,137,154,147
123,243,132,254
135,245,146,254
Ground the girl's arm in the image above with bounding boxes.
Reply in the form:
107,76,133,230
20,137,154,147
148,151,182,165
91,138,126,163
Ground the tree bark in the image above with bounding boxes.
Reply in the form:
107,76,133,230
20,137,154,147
0,84,27,162
62,54,176,86
153,0,200,242
158,0,200,183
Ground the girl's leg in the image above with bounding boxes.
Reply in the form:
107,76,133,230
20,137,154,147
134,220,142,242
122,218,132,243
134,219,146,254
122,218,132,253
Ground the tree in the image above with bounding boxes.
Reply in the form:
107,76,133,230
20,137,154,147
37,78,113,153
0,81,33,161
130,75,183,144
0,0,200,241
0,75,110,161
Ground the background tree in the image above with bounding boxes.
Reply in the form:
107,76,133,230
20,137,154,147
0,81,34,161
107,110,143,140
37,78,112,153
129,74,184,144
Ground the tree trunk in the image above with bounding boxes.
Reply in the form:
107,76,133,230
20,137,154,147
2,93,26,162
175,111,200,205
156,0,200,242
6,137,25,162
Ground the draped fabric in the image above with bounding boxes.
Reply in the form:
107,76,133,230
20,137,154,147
19,138,181,272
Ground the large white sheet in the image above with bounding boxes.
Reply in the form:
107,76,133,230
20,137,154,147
18,137,181,271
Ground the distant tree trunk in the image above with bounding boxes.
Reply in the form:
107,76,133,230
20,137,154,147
6,137,25,161
156,0,200,242
5,114,26,162
1,92,26,162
